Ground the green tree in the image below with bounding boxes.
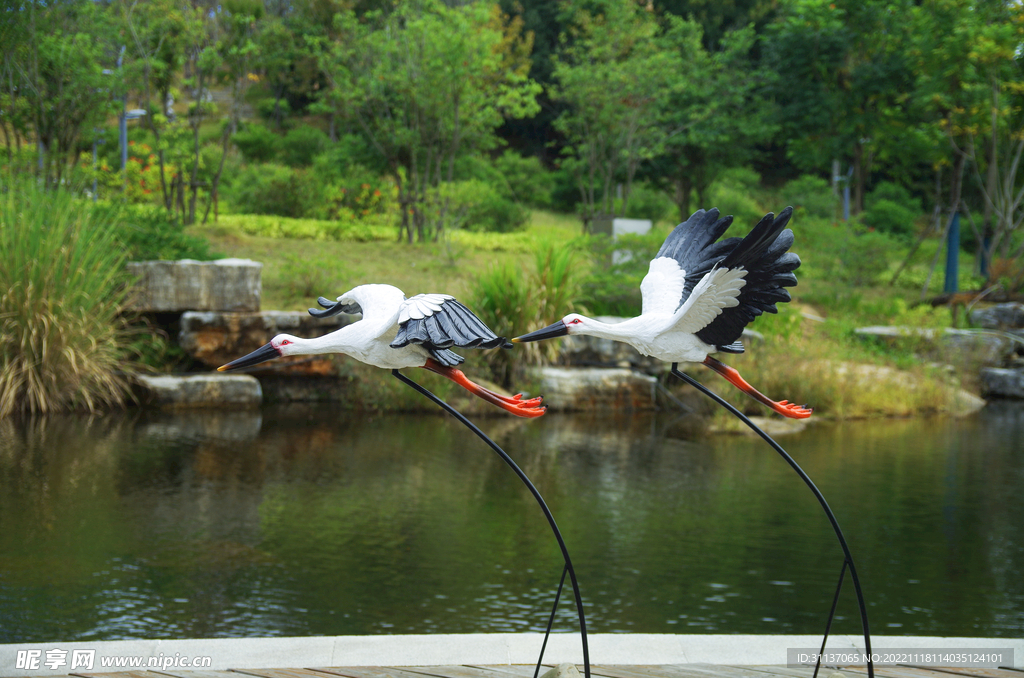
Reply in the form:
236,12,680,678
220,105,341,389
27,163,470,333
318,0,540,243
909,0,1024,275
550,0,684,231
645,20,777,220
765,0,914,215
6,1,119,185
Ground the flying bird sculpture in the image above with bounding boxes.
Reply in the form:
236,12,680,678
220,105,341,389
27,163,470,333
515,207,811,419
219,283,545,418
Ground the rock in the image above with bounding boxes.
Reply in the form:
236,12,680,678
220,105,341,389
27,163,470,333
133,374,262,408
127,258,262,312
531,366,657,412
949,388,987,414
854,326,1014,366
980,367,1024,399
970,302,1024,329
178,310,352,373
740,416,810,436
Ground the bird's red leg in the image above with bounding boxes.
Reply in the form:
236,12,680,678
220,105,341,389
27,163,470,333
702,355,812,419
422,359,545,418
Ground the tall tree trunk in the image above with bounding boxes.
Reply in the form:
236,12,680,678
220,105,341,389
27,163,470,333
981,80,999,278
853,141,864,216
674,174,692,222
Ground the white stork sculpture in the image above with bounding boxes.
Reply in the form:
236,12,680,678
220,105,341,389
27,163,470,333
514,207,811,419
219,284,545,418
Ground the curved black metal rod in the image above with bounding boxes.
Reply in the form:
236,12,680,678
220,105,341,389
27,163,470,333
671,365,874,678
535,564,569,678
393,370,591,678
815,560,849,678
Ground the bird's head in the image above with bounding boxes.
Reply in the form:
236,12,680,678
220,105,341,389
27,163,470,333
218,334,303,371
512,314,588,344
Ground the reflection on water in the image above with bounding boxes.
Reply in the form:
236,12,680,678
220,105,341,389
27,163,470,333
0,403,1022,643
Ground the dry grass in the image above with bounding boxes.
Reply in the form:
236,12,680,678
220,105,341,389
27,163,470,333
687,322,975,424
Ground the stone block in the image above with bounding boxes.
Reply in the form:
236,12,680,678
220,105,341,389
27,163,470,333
127,258,262,312
855,325,1014,366
178,310,352,372
133,374,262,408
970,302,1024,330
531,366,657,412
980,367,1024,399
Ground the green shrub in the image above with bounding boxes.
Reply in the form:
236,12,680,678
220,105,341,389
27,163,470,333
823,225,900,286
865,180,917,209
861,181,922,240
621,181,675,223
493,150,553,209
256,96,291,123
428,179,529,233
860,198,919,239
709,182,766,229
90,202,217,261
549,165,582,214
280,125,329,167
216,214,393,242
0,181,133,416
314,164,394,222
781,174,836,220
469,241,585,386
225,163,320,218
581,231,663,316
231,123,280,163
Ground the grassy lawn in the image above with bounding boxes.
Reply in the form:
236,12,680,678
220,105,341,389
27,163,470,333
193,210,585,310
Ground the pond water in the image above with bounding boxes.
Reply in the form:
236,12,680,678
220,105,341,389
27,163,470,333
1,402,1022,643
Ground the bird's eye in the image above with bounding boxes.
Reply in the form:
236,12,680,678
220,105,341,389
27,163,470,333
280,339,292,346
570,319,582,325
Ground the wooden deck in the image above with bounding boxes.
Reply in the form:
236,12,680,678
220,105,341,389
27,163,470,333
58,663,1024,678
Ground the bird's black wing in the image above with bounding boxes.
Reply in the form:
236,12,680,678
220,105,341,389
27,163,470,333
695,207,800,349
657,208,739,308
308,296,361,318
391,295,512,367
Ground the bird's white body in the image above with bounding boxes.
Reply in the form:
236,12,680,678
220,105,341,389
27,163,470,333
562,259,747,364
271,284,442,370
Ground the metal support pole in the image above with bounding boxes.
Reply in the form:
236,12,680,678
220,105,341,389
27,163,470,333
671,365,873,678
393,370,591,678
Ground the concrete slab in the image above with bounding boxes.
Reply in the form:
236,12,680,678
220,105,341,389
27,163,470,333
1,635,1019,677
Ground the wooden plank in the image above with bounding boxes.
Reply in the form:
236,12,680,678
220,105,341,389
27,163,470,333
726,666,821,678
588,666,717,678
154,671,241,678
462,666,540,678
389,667,528,678
671,665,819,678
839,665,956,678
231,670,332,678
72,673,169,678
312,668,452,678
902,669,1024,678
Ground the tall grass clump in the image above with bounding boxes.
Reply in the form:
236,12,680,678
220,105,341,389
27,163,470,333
469,242,585,387
0,181,132,416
